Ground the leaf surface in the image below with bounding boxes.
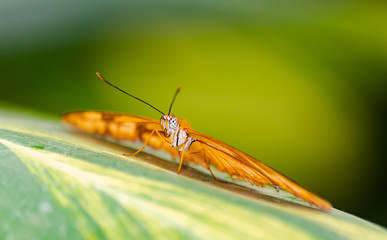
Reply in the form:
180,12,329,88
0,104,385,240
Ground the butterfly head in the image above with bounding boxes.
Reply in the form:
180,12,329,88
161,115,179,137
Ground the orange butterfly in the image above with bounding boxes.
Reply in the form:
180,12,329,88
62,73,332,211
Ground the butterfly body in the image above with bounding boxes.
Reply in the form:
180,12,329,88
62,111,332,211
160,115,196,151
62,73,332,211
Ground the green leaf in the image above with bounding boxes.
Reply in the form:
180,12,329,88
0,103,385,240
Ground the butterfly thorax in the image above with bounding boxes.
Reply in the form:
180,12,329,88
160,115,196,151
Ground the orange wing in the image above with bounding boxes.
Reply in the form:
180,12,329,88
61,111,178,155
62,112,331,210
187,130,332,211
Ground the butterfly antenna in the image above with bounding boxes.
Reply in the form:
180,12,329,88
96,72,165,115
168,87,181,115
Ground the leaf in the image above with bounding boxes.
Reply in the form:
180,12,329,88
0,103,385,240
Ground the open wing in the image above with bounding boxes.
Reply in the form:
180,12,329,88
188,130,332,210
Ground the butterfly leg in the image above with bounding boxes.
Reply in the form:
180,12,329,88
177,143,185,174
188,148,222,182
202,149,221,181
185,147,222,182
124,129,156,157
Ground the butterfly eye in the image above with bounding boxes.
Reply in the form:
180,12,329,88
169,118,178,129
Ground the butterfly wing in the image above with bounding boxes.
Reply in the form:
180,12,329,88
62,112,331,210
61,111,178,154
187,130,332,210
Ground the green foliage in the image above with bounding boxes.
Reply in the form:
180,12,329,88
0,104,385,239
2,2,387,219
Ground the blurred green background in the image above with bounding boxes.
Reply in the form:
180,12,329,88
0,0,386,227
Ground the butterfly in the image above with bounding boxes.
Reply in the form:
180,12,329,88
62,73,332,211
